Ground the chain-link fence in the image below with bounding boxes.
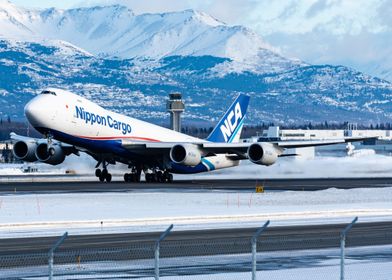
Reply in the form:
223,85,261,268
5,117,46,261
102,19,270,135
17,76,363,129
1,219,392,279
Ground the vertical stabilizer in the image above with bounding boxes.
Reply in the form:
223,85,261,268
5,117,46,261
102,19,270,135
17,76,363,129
206,94,250,143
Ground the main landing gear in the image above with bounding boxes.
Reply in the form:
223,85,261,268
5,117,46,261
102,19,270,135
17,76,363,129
123,168,173,183
145,170,173,183
124,168,141,183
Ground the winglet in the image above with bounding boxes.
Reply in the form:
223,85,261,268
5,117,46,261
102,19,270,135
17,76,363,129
206,94,250,143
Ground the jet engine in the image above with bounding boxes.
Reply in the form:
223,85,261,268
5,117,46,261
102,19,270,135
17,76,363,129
170,144,202,166
35,143,65,165
12,141,38,162
247,143,279,166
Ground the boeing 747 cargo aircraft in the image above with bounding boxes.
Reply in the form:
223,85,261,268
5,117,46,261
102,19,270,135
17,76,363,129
11,89,369,183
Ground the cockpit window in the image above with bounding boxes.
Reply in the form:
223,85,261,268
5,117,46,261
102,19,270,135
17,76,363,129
40,90,56,96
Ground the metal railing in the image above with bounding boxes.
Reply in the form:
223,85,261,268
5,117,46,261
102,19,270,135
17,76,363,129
0,217,389,280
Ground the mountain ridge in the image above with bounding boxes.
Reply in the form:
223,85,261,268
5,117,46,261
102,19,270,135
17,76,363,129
0,1,281,65
1,39,392,125
1,1,392,126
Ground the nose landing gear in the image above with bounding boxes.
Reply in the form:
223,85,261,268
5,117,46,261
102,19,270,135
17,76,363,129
95,168,112,183
95,160,112,183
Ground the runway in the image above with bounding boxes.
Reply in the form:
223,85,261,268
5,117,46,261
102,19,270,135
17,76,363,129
1,221,391,266
1,177,392,193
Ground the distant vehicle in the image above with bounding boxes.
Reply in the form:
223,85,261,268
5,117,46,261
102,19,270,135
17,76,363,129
21,165,38,173
11,89,371,183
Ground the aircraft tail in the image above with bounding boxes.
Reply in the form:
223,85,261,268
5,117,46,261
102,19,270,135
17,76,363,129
206,94,250,143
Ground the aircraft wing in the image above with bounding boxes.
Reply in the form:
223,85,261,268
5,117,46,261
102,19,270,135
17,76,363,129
10,132,76,153
10,132,38,143
275,137,376,149
121,136,375,156
121,141,249,155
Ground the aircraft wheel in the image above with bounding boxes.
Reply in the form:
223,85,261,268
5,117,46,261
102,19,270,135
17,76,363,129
124,173,130,182
106,173,112,183
167,173,173,183
157,171,164,183
163,171,172,183
147,173,157,183
95,169,101,177
102,169,108,177
135,172,141,183
99,174,105,182
129,173,135,182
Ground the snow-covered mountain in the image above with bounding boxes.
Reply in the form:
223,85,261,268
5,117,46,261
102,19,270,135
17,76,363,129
0,0,292,66
2,38,392,125
1,0,392,125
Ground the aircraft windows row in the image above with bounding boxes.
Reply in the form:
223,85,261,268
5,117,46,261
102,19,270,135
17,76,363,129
40,90,56,96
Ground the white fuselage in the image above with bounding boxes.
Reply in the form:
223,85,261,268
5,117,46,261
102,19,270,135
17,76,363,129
24,89,239,173
26,89,201,143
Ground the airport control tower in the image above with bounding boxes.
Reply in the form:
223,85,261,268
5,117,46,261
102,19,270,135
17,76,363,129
167,92,185,132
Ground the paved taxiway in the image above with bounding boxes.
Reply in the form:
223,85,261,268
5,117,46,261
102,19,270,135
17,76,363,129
1,177,392,193
1,222,391,265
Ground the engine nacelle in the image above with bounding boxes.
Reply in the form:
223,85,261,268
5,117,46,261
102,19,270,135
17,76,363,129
170,144,202,166
35,143,65,165
13,141,38,162
247,143,279,166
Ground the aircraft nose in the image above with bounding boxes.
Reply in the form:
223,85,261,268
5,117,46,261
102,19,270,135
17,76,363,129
24,98,42,126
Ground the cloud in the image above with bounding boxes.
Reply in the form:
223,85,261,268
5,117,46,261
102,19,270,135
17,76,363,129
226,0,392,81
243,0,388,36
306,0,330,18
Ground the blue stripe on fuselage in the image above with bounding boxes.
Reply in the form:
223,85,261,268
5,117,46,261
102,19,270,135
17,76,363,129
35,127,136,158
35,127,214,174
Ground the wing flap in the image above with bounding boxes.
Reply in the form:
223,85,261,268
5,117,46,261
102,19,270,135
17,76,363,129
121,140,250,154
276,137,376,149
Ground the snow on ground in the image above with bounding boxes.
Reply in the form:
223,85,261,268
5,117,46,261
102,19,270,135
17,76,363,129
1,154,392,238
3,154,392,180
0,186,391,238
180,154,392,180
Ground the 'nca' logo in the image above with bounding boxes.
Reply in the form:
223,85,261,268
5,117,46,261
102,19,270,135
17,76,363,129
220,103,242,142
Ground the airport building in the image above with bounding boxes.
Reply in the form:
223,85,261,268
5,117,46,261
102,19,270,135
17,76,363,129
252,126,392,142
243,126,392,159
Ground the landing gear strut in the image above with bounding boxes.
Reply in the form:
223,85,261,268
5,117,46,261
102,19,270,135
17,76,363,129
95,160,112,183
